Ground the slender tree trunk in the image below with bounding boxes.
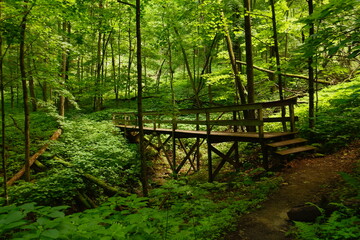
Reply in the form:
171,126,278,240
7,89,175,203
308,0,315,129
117,25,122,100
110,36,118,100
136,0,148,197
243,0,256,131
0,0,9,204
270,0,286,130
243,0,255,104
167,30,175,105
174,27,201,107
59,21,68,117
222,12,247,105
155,59,165,93
28,55,37,112
127,22,133,99
20,0,31,182
94,30,102,111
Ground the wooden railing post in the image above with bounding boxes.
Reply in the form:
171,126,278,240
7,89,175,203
289,103,295,132
233,111,240,169
196,113,200,171
206,111,213,182
172,114,177,174
257,108,264,138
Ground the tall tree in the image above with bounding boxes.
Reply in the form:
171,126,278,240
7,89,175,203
307,0,315,129
243,0,255,104
135,0,148,197
270,0,287,130
20,0,31,182
0,0,9,205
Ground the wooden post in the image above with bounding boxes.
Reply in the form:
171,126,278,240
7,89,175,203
206,111,213,182
289,104,295,132
257,108,264,139
196,113,200,171
233,111,240,169
172,114,177,174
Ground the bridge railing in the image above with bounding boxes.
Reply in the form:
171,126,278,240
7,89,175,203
113,97,298,138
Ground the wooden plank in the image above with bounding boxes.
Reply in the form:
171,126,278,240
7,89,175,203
180,104,262,114
263,116,299,122
156,119,263,126
267,138,307,148
276,145,316,156
114,98,298,120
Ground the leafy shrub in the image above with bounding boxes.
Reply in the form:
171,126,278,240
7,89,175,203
294,165,360,240
7,118,139,207
50,119,139,188
296,76,360,151
1,173,282,240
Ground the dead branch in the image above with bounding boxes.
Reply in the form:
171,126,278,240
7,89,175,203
236,60,332,85
6,129,62,186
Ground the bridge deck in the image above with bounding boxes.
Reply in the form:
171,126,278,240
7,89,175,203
117,125,296,143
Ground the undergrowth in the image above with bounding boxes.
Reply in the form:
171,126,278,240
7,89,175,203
296,76,360,152
292,161,360,240
0,171,282,239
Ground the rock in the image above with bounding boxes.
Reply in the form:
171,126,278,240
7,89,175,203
287,204,322,222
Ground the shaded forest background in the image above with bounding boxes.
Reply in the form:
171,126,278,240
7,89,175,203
0,0,359,239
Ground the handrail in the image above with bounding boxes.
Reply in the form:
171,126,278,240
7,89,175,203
113,97,298,138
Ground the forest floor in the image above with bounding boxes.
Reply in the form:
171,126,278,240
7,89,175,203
224,141,360,240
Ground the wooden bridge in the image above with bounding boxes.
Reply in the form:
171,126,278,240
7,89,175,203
113,98,315,181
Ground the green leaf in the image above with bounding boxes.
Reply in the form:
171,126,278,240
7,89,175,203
41,229,60,239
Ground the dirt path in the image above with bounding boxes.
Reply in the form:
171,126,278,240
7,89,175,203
225,141,360,240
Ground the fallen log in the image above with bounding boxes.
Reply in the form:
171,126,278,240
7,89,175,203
54,157,130,197
236,60,332,85
7,128,62,186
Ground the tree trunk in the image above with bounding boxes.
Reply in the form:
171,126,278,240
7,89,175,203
243,0,255,104
136,0,148,197
28,51,37,112
110,35,118,100
126,20,133,99
174,27,201,107
222,14,247,105
7,129,62,186
0,0,9,204
167,30,175,105
59,21,68,117
20,0,31,182
308,0,315,129
270,0,286,130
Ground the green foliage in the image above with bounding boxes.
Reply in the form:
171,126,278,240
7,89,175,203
296,77,360,151
7,118,139,206
50,118,139,188
9,169,84,206
1,172,282,239
294,165,360,240
294,205,360,240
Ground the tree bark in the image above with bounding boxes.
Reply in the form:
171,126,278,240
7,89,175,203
136,0,148,197
243,0,256,131
20,0,31,182
236,60,330,84
243,0,255,104
174,27,201,107
28,59,37,111
59,21,69,117
222,17,247,105
308,0,315,129
270,0,286,130
0,0,9,204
